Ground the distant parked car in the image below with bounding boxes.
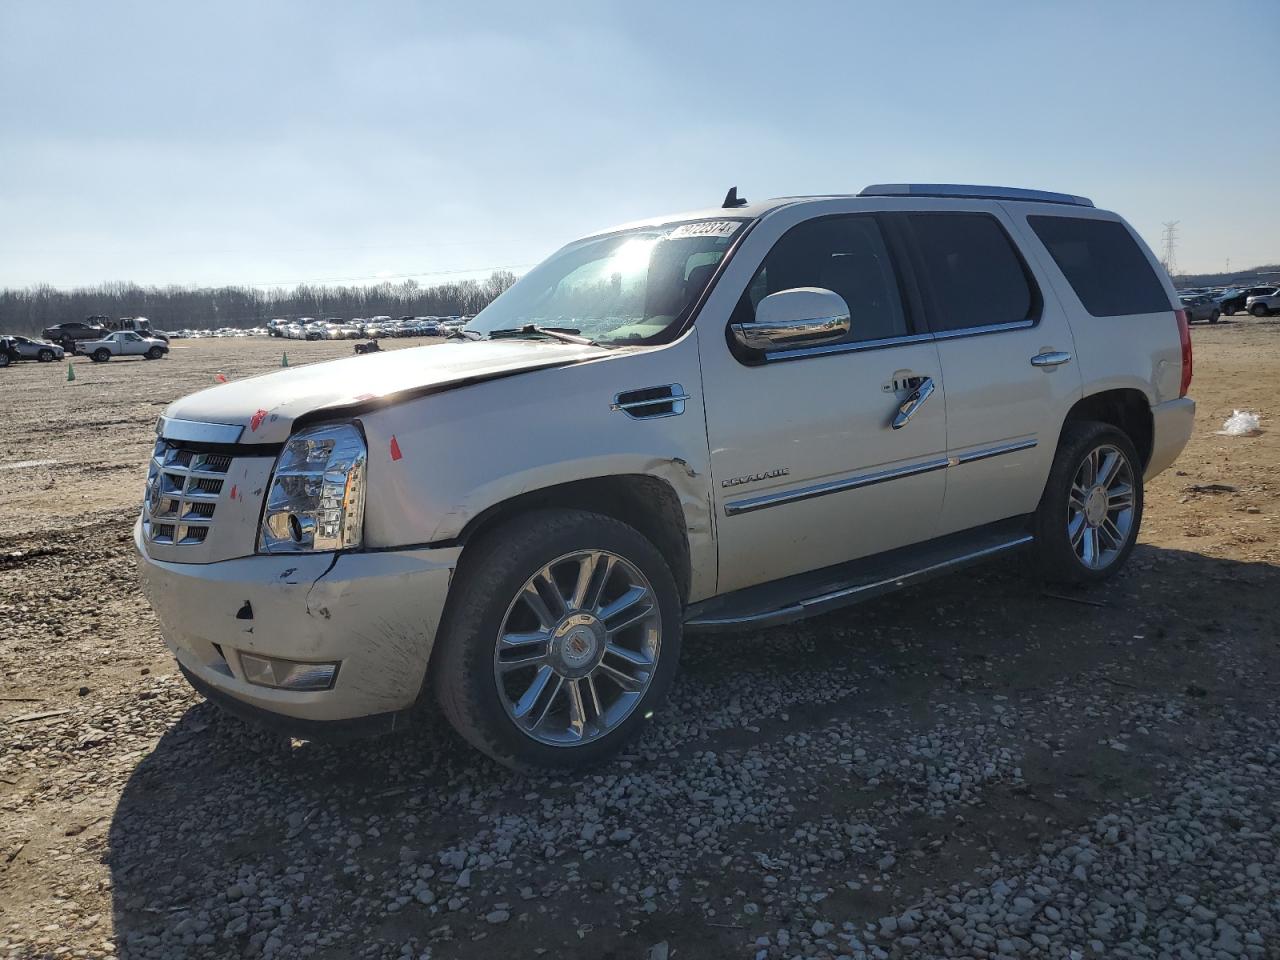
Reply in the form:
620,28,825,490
105,316,170,343
1178,294,1220,324
76,330,169,362
42,320,109,352
1246,289,1280,317
0,335,65,363
1217,286,1275,316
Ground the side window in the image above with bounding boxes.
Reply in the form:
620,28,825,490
1028,216,1171,317
905,213,1036,332
732,216,908,344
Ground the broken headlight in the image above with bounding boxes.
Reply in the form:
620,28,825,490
258,423,367,553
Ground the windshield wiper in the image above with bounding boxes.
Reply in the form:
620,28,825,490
486,324,597,346
446,328,484,341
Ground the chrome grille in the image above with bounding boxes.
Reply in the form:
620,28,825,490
143,440,232,546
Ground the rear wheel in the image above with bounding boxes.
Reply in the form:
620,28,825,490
1208,310,1220,324
433,509,681,772
1251,303,1269,317
1032,422,1143,583
93,348,110,362
0,353,9,368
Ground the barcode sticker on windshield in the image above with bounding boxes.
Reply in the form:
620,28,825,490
668,221,741,240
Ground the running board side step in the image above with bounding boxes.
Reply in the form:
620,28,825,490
684,517,1034,633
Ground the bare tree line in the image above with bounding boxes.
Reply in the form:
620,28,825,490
0,271,519,336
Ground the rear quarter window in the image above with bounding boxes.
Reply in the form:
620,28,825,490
1028,216,1171,317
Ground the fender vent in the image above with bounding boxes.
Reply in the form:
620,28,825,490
611,383,688,420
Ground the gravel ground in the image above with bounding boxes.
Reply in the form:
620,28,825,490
1,325,1278,959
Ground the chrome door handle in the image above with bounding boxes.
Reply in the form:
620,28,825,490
891,376,935,430
1031,351,1072,368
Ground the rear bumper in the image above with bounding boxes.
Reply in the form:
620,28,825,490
134,521,460,725
1146,396,1196,480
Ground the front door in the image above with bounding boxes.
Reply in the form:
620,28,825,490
699,212,949,595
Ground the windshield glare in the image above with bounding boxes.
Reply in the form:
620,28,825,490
467,219,745,345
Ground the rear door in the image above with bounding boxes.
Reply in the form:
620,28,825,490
892,206,1082,535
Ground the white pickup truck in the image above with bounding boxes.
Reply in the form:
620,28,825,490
77,330,170,362
135,183,1195,771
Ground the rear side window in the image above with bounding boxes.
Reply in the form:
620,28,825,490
905,213,1037,332
1028,216,1170,317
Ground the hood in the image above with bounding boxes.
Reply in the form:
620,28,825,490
161,339,610,445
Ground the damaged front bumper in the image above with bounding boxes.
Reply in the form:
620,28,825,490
134,520,459,731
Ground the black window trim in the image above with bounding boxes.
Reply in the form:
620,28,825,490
730,209,1044,366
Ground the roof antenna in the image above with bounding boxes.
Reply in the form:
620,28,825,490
722,186,748,209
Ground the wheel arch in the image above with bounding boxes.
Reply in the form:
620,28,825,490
1059,388,1153,469
453,474,693,606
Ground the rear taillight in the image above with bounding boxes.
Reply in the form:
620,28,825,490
1175,308,1193,397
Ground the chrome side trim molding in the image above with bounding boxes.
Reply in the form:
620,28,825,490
759,332,934,363
953,437,1038,465
723,457,950,517
156,416,244,445
932,319,1035,341
723,438,1037,517
684,534,1034,630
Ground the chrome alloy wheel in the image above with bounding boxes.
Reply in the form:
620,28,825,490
1068,443,1136,570
492,550,661,747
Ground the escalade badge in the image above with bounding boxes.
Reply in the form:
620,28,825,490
722,467,789,488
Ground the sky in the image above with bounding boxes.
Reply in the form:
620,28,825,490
1,0,1277,289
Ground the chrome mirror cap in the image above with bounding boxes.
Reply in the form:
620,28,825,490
730,287,851,352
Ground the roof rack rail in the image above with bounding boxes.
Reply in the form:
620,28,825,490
858,183,1094,208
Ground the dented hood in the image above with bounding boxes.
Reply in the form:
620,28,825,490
161,339,608,445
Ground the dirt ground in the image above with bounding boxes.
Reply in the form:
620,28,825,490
0,324,1277,959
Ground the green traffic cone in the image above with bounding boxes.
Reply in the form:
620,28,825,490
281,352,289,368
66,362,75,382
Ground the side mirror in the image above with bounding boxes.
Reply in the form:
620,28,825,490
730,287,851,353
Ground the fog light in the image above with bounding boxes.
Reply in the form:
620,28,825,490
239,652,339,691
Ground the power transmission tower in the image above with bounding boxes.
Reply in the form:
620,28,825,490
1160,221,1180,279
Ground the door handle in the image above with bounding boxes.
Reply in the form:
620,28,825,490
1030,351,1072,368
891,376,935,430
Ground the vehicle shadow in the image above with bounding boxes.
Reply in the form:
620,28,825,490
106,543,1280,956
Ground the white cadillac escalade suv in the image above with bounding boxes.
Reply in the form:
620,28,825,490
135,184,1196,771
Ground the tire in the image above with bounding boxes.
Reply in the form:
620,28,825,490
0,353,9,368
147,346,163,360
1031,421,1144,584
1208,310,1220,324
1251,303,1269,317
37,349,54,362
1223,306,1236,317
433,508,682,772
93,348,110,362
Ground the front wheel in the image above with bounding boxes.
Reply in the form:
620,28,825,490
0,353,9,368
147,346,164,359
1208,310,1220,324
433,509,681,772
1251,303,1269,317
1032,422,1144,583
38,349,54,362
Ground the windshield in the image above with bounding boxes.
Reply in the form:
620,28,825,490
467,218,746,345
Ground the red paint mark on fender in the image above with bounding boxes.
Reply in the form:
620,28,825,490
216,374,228,383
230,484,238,500
250,409,268,432
389,436,403,461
